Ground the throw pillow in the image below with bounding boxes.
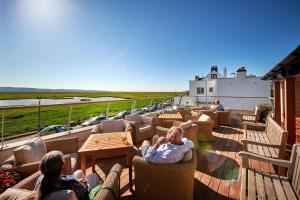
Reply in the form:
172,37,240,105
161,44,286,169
14,139,47,165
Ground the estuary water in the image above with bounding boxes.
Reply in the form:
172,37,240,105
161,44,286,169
0,96,125,107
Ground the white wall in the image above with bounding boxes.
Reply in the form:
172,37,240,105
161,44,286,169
189,80,217,97
216,77,270,97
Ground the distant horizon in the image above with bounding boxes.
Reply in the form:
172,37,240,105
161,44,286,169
0,86,185,93
1,0,300,91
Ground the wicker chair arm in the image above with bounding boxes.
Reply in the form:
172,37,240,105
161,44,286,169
126,121,139,143
12,171,41,191
91,124,102,134
133,154,196,173
239,151,291,168
141,116,155,126
14,161,41,177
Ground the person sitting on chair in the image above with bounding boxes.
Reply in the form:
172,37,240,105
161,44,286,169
140,126,194,164
35,151,101,200
210,100,224,111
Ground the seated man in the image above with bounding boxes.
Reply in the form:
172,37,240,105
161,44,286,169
212,100,224,111
140,126,194,163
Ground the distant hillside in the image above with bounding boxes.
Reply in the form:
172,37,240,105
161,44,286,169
0,87,107,93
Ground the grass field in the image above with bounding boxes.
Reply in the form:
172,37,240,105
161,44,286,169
0,92,182,138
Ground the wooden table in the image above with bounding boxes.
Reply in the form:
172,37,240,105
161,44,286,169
78,131,133,192
158,114,183,126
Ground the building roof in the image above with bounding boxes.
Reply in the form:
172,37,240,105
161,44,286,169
236,66,247,72
262,45,300,80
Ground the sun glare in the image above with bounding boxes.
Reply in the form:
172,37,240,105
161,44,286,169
15,0,73,30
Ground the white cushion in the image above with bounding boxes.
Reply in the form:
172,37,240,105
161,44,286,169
181,149,193,163
101,119,125,133
139,124,152,133
179,120,193,130
14,139,47,165
125,114,142,125
0,188,35,200
44,190,78,200
198,114,211,122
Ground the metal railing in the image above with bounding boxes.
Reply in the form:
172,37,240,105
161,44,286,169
0,96,173,149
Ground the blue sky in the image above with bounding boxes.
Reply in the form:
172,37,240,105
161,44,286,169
0,0,300,91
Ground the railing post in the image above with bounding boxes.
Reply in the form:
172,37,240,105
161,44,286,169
106,103,110,119
162,97,165,113
68,105,72,134
1,110,4,150
37,99,41,131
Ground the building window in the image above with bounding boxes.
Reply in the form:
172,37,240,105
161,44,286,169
197,87,204,94
209,87,213,92
211,74,217,79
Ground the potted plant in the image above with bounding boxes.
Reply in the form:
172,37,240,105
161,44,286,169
257,103,272,123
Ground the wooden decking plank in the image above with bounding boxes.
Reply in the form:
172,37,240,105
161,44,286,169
217,127,239,199
201,126,229,199
216,128,233,199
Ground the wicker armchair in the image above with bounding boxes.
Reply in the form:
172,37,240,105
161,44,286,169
90,119,132,134
133,149,197,200
217,110,232,126
1,137,78,177
177,107,192,121
125,114,156,144
0,164,123,200
156,121,198,145
185,114,214,141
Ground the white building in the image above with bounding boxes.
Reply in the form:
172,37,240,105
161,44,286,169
174,66,271,110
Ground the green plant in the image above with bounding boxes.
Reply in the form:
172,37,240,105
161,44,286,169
257,103,272,123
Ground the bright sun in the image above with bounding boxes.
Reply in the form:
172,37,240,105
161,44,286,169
15,0,73,29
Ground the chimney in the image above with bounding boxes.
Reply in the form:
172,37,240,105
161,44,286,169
236,66,247,78
223,67,227,78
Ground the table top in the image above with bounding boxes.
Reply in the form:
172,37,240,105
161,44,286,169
78,131,133,153
158,113,183,120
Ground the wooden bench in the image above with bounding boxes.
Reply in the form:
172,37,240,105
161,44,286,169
241,116,288,168
240,106,260,124
239,144,300,199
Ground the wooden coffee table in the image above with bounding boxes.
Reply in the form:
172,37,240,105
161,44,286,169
78,131,133,191
158,113,183,126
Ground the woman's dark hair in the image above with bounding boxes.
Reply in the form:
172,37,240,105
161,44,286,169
36,151,64,200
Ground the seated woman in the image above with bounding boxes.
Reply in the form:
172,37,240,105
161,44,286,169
35,151,101,200
140,126,194,163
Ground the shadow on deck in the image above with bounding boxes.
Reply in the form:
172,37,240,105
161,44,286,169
85,124,244,200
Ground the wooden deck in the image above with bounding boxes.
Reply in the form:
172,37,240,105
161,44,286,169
84,123,276,200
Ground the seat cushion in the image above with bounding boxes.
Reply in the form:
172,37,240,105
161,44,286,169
44,190,78,200
139,124,152,134
125,114,142,125
0,188,35,200
14,139,47,165
101,119,125,133
198,114,211,122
